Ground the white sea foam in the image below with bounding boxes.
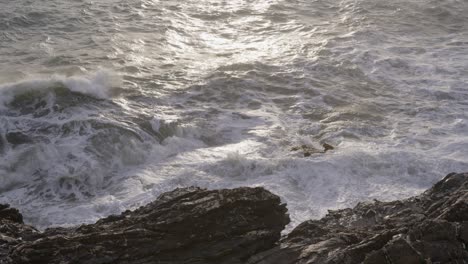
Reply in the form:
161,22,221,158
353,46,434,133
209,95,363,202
0,70,120,107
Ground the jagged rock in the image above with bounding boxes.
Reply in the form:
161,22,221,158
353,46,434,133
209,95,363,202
290,143,335,157
248,172,468,264
0,205,40,263
364,237,423,264
1,173,467,264
0,204,23,224
3,187,289,264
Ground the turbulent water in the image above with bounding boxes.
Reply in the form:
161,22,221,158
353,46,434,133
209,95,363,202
1,0,468,229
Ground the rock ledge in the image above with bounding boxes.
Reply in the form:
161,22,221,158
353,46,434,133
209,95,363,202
1,173,467,264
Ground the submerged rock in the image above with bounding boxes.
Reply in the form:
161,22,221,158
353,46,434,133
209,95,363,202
290,143,335,157
1,173,467,264
322,143,334,152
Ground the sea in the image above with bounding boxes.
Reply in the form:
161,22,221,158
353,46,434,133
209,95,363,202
1,0,467,229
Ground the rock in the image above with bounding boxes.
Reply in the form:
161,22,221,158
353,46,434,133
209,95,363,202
290,144,321,157
364,237,423,264
0,204,23,224
1,173,468,264
4,187,289,264
322,143,334,152
290,143,334,157
0,205,40,263
460,221,468,239
248,172,468,263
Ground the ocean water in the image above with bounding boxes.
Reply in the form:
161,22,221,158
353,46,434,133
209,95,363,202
1,0,467,229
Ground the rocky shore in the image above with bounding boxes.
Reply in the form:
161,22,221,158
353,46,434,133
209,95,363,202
1,172,467,263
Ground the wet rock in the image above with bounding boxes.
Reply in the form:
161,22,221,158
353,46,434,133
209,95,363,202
1,173,468,264
322,143,334,152
4,187,289,264
0,204,23,224
364,237,423,264
290,143,335,157
248,172,468,263
0,204,40,263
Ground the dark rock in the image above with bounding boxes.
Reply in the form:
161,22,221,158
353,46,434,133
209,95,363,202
322,143,334,152
0,204,23,224
0,204,40,263
291,145,322,157
364,237,423,264
290,143,335,157
248,172,468,263
4,187,289,264
1,173,468,264
460,221,468,244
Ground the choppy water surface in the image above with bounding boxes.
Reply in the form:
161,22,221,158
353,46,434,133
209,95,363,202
1,0,467,228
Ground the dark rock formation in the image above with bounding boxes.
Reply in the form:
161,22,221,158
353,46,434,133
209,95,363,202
0,204,40,262
2,187,289,264
1,173,467,264
248,172,468,264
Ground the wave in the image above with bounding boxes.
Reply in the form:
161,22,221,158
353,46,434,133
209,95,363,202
0,70,120,109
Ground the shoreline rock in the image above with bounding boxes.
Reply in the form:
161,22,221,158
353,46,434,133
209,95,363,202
249,172,468,263
2,187,288,264
1,173,467,263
